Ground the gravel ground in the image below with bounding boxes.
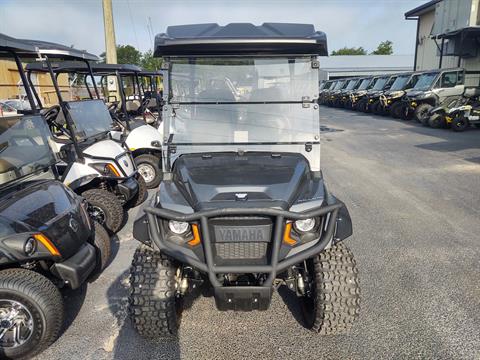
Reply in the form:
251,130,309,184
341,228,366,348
35,107,480,360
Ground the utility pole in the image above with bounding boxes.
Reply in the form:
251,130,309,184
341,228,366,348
102,0,117,64
102,0,119,98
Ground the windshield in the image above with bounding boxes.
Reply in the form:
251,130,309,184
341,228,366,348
67,99,113,140
165,57,320,170
345,79,358,90
372,77,388,90
413,73,438,91
357,79,371,90
0,114,56,185
390,75,410,91
333,81,345,91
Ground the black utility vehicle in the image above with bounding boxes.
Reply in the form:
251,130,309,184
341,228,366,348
360,74,395,113
336,78,362,108
0,34,110,359
130,23,360,336
349,76,374,110
379,72,420,118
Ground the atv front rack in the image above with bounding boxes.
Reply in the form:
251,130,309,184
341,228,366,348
144,200,345,291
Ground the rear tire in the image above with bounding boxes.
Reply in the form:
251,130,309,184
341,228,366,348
135,154,162,189
428,114,446,128
82,188,124,233
300,242,360,335
129,245,180,338
356,99,368,112
414,103,433,125
128,175,147,208
0,269,63,359
91,221,111,274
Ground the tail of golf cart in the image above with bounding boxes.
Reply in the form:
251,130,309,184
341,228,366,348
129,23,360,337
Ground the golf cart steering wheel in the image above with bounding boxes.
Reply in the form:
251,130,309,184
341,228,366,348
107,101,119,113
42,105,61,123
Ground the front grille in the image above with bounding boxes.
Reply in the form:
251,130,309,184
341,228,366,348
209,216,273,265
215,242,268,260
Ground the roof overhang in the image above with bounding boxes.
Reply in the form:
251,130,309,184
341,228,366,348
20,39,99,61
405,0,440,19
154,23,328,57
26,61,141,74
0,33,38,58
435,26,480,39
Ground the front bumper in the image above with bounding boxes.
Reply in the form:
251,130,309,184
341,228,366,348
144,198,351,310
51,243,96,289
117,176,139,202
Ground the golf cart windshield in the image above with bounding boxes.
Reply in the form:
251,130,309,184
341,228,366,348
413,73,438,91
372,77,388,90
165,56,320,170
67,99,114,140
332,81,345,91
389,75,410,91
357,79,370,90
0,114,56,185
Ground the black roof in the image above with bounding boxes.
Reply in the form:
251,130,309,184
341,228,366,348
20,39,98,61
405,0,440,19
154,22,328,56
0,33,36,55
26,61,141,74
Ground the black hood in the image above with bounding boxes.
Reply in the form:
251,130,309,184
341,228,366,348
172,152,312,210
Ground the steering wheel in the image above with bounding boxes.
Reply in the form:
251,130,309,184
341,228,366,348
42,105,61,123
107,101,119,113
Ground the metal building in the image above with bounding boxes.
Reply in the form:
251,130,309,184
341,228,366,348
405,0,480,84
318,55,414,80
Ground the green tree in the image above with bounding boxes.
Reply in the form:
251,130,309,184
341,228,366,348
331,46,367,56
140,50,162,71
100,44,142,65
371,40,393,55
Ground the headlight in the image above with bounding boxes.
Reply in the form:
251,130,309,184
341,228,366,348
24,237,36,256
90,163,121,177
294,218,316,233
168,220,190,234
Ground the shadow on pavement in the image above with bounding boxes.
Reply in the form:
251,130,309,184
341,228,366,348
277,286,308,329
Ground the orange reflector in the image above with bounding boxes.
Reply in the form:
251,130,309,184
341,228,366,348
283,222,297,246
188,224,201,246
106,163,121,177
34,233,61,256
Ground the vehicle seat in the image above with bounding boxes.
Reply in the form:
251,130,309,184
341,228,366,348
126,100,141,112
0,158,14,174
464,88,480,98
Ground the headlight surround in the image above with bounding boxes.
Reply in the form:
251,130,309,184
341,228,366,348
168,220,190,235
294,218,316,233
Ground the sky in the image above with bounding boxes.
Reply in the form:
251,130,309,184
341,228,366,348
0,0,427,56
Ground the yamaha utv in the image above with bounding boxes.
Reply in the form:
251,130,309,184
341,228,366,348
0,34,111,359
23,43,146,232
401,68,466,124
26,61,164,189
130,23,360,336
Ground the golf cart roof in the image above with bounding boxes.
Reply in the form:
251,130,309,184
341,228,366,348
0,33,37,56
25,61,141,74
154,22,328,56
20,39,99,61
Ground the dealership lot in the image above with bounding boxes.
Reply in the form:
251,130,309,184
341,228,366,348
35,107,480,360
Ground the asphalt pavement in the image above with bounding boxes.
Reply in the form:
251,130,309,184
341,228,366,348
35,107,480,360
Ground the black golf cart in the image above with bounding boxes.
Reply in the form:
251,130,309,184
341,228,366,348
23,42,146,232
0,34,111,359
379,72,420,118
129,23,360,337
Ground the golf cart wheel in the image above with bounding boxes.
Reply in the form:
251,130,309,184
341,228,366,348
452,116,469,132
91,221,112,274
129,174,147,208
356,99,367,112
129,245,180,338
82,188,124,233
0,269,63,359
135,154,162,189
301,242,360,335
414,103,433,125
371,100,381,115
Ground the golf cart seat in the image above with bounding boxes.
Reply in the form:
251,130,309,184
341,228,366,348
0,158,14,174
464,87,480,98
126,100,141,112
